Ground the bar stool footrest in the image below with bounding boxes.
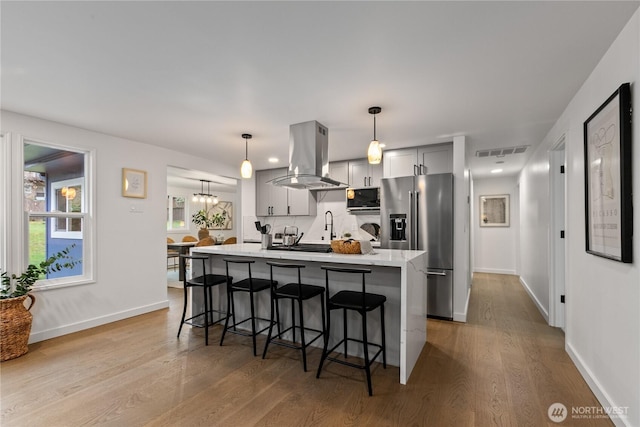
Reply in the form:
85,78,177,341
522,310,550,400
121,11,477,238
183,309,227,328
324,337,384,369
225,316,274,338
268,325,324,350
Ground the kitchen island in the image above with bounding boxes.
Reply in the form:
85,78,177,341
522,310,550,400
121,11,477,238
190,243,427,384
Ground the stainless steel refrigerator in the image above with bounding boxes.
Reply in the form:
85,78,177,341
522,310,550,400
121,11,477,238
380,173,454,320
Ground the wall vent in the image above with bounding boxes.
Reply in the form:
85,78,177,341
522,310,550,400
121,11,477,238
475,145,529,158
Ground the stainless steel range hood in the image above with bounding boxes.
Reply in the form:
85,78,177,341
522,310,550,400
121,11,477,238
270,120,346,190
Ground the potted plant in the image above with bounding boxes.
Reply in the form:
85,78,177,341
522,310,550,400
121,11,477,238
210,211,227,243
1,245,79,361
192,209,215,240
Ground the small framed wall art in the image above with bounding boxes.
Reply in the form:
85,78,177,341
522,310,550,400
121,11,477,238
122,168,147,199
480,194,510,227
584,82,632,263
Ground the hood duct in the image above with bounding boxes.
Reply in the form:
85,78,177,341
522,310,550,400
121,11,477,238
270,120,346,190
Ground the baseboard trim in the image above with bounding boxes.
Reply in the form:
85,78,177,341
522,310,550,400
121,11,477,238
29,300,170,344
566,342,630,427
518,276,549,322
453,287,471,323
473,268,517,275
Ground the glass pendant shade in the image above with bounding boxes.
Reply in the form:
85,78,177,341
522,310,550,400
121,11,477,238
368,140,382,164
240,133,253,179
192,195,198,202
367,106,383,164
241,159,253,179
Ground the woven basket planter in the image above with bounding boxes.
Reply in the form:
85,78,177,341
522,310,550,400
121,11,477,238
0,294,36,362
331,239,362,254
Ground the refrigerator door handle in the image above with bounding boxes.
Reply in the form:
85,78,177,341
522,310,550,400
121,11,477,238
427,270,447,276
414,190,420,250
409,190,415,250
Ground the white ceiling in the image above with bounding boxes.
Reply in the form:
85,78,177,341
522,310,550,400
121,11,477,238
2,1,638,179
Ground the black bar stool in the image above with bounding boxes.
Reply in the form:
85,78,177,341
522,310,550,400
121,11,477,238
220,258,275,356
316,265,387,396
177,254,230,346
262,261,326,372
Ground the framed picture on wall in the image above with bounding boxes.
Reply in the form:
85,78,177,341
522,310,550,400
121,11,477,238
122,168,147,199
584,82,632,263
480,194,510,227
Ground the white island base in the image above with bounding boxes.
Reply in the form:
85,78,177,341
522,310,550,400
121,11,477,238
191,243,428,384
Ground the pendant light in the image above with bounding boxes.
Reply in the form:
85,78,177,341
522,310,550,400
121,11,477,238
240,133,253,179
367,106,383,164
192,179,214,203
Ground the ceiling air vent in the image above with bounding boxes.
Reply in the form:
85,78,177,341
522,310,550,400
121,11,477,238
475,145,529,158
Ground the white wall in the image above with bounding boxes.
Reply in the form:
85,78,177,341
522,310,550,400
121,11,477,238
1,110,241,343
519,10,639,426
453,135,471,322
473,176,519,275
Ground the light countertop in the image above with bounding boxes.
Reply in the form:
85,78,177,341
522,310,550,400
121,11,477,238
192,243,424,268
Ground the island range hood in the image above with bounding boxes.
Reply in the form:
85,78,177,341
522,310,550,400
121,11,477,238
269,120,346,190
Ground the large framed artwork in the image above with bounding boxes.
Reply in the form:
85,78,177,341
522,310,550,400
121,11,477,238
211,201,233,230
584,82,632,263
479,194,510,227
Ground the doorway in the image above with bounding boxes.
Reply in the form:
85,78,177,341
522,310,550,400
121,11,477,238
549,137,566,330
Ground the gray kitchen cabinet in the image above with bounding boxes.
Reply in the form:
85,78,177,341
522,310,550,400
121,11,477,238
329,161,349,185
349,158,382,187
255,168,317,216
383,148,421,178
256,168,287,216
383,142,452,177
418,143,453,175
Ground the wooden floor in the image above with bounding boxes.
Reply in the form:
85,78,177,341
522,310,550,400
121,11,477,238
1,273,612,426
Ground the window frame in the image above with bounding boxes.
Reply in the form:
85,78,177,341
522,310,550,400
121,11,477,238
50,177,84,239
166,193,189,232
5,135,96,291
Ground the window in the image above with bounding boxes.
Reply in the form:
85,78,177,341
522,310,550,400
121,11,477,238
50,178,83,239
22,140,93,286
167,195,188,231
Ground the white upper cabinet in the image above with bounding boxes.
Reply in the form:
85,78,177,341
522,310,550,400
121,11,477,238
329,161,349,185
383,142,453,177
255,168,317,217
256,168,287,216
418,143,453,175
349,159,382,187
383,148,421,178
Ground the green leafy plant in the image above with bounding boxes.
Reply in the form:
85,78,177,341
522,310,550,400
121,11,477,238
211,211,227,228
1,245,80,299
192,209,226,229
192,209,215,229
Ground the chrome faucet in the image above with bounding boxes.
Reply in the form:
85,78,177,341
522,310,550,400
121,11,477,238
324,210,336,240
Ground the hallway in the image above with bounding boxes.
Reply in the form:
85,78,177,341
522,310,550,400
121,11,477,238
1,273,610,426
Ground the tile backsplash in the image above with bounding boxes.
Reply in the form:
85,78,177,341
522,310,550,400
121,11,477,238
244,189,380,243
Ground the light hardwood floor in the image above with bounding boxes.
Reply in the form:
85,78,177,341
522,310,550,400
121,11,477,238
1,273,612,426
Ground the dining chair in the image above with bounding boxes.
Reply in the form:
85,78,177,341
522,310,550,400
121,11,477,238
182,235,198,243
167,237,179,270
222,237,237,245
196,237,216,247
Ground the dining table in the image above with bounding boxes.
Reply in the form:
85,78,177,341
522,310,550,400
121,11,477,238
167,241,197,281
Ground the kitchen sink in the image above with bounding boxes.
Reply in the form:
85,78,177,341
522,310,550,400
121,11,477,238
267,243,332,253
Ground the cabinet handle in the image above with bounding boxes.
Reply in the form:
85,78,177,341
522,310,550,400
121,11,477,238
420,164,427,175
287,206,290,215
364,177,367,187
413,165,418,176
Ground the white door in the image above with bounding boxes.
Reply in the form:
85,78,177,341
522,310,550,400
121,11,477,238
550,141,566,330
